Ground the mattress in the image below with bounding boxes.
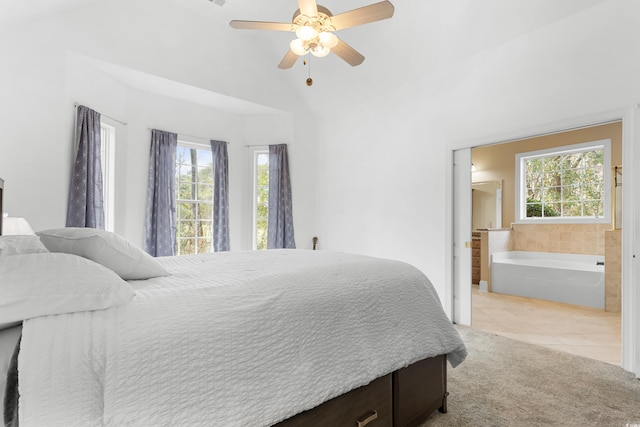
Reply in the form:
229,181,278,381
16,249,466,426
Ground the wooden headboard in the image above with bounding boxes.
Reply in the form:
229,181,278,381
0,177,4,235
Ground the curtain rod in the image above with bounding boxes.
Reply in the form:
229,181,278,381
244,143,288,148
147,128,229,144
74,103,127,126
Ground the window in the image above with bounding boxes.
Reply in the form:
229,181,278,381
175,143,214,255
100,122,115,231
253,150,269,250
515,140,611,223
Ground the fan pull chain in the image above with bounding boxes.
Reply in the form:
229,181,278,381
305,55,313,86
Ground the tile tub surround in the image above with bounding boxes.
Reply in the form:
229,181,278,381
510,223,609,255
605,230,622,313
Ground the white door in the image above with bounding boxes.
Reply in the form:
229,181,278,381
452,148,472,325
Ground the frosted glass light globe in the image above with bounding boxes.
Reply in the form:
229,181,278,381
318,32,338,49
290,39,308,56
295,25,318,41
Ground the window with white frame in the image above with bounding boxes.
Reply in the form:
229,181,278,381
175,142,214,255
253,150,269,250
100,122,115,231
515,139,611,223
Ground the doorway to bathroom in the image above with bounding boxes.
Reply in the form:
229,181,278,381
469,121,623,366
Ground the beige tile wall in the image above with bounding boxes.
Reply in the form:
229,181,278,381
605,230,622,313
510,223,609,255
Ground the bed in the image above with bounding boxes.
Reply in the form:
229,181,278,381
1,224,466,427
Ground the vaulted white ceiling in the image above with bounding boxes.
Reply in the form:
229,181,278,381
0,0,97,23
0,0,611,118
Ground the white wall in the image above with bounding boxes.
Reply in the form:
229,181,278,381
0,17,70,228
314,89,451,288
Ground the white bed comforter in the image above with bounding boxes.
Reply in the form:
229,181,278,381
18,250,466,427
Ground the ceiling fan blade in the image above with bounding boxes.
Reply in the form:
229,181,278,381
278,49,299,69
229,20,292,31
297,0,318,17
331,0,395,31
332,39,365,66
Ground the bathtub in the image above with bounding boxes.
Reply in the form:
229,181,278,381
490,251,605,309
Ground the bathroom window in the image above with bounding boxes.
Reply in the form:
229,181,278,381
515,139,611,224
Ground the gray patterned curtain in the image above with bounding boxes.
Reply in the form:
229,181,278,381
267,144,296,249
210,140,230,251
145,130,177,256
66,105,104,229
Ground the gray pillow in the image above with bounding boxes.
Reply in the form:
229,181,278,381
37,228,169,280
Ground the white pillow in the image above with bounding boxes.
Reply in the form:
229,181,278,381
0,253,135,329
37,228,169,280
0,235,49,257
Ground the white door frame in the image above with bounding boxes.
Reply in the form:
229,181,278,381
451,148,472,325
446,106,638,376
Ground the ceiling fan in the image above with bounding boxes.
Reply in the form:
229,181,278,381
229,0,395,69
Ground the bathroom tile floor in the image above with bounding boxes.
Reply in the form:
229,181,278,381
471,286,621,366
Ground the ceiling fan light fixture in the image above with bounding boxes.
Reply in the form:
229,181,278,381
318,31,338,49
290,39,309,56
295,25,318,41
230,0,396,69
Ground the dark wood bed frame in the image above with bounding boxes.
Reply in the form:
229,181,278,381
275,354,447,427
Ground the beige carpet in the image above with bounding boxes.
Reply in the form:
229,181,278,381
422,326,640,427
